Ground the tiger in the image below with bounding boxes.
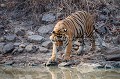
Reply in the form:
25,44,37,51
48,11,102,63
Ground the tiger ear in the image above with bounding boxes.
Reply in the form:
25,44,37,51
64,29,67,32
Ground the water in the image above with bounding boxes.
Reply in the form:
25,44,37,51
0,66,120,79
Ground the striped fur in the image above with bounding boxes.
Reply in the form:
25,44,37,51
49,11,95,61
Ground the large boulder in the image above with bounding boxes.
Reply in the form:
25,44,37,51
28,35,44,43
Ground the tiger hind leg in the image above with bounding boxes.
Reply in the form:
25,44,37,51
76,38,85,55
89,36,96,51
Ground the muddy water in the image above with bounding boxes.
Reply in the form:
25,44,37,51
0,66,120,79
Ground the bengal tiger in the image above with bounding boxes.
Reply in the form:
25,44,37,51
48,11,102,63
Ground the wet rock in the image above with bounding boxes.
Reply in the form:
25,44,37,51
0,43,5,53
25,44,38,53
28,35,44,43
3,43,14,54
38,24,54,34
77,63,102,73
4,35,16,41
58,60,76,67
39,46,48,53
4,61,14,66
42,41,52,49
42,13,56,22
15,27,26,36
46,60,58,66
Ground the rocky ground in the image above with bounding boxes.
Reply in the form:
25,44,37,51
0,0,120,68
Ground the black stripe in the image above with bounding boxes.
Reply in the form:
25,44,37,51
68,17,79,37
71,15,84,37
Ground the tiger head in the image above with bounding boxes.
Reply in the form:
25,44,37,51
50,21,69,47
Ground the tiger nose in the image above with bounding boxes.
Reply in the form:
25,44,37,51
57,36,62,38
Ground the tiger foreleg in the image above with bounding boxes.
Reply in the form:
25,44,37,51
62,40,72,62
47,43,58,66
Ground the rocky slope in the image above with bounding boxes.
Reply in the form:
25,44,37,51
0,0,120,67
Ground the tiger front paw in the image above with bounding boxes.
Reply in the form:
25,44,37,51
62,54,71,62
46,58,58,66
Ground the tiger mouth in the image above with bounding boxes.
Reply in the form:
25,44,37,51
54,40,63,46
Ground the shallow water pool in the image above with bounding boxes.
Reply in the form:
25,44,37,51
0,66,120,79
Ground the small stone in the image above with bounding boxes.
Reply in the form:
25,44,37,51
39,46,48,53
0,37,5,42
19,44,26,48
26,31,35,36
25,44,38,53
3,43,14,54
14,42,21,47
42,41,52,49
42,13,56,22
28,35,44,43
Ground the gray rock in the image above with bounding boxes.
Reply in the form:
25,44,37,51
99,15,108,21
14,42,21,47
25,44,38,53
14,27,26,36
3,43,14,54
38,24,54,34
0,43,5,53
39,46,48,53
28,35,44,43
4,35,16,41
42,13,55,22
42,41,52,49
